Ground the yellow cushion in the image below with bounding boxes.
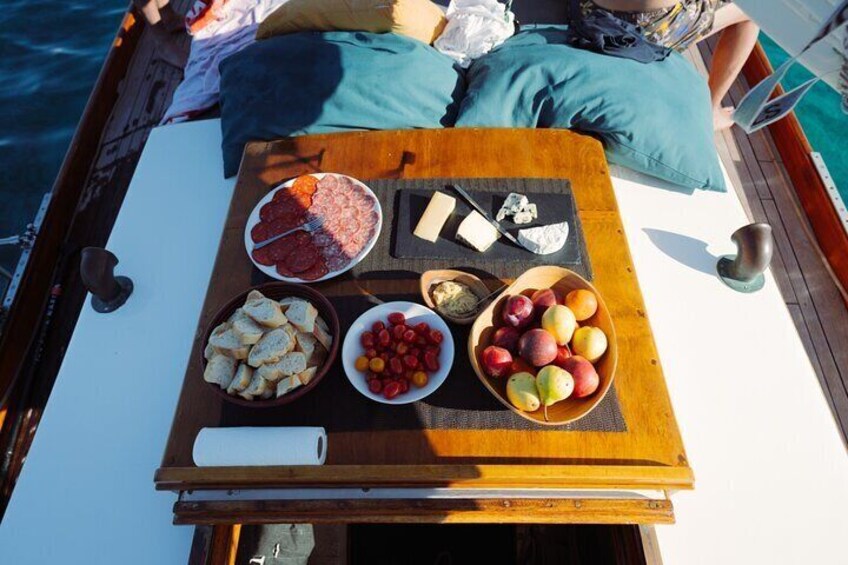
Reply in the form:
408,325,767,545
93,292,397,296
256,0,447,45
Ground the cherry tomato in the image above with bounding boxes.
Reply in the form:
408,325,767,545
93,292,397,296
371,321,386,334
411,371,429,388
425,345,441,357
414,322,430,335
389,357,404,375
365,371,378,381
377,329,391,347
403,354,419,369
355,356,370,372
365,348,378,359
379,351,390,362
368,379,383,394
368,357,385,373
360,331,375,349
402,329,417,343
387,312,406,326
391,324,407,341
409,347,421,358
415,335,428,346
427,329,444,345
398,378,410,394
395,342,409,356
383,381,401,399
423,351,439,372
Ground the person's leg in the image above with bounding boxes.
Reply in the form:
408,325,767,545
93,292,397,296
701,3,760,130
133,0,188,69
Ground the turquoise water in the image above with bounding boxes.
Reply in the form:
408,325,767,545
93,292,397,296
760,34,848,201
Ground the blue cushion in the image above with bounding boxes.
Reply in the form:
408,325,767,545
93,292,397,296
219,31,466,177
455,25,725,191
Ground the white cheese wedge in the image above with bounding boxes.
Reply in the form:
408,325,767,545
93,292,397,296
456,211,500,252
413,191,456,242
518,221,569,255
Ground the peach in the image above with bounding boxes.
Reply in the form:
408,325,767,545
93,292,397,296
502,295,534,328
491,326,521,354
518,329,558,367
571,326,607,363
562,356,599,398
552,344,572,369
541,305,577,345
531,288,561,312
564,289,598,322
481,345,513,378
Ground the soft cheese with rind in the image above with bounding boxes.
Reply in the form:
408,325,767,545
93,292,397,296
517,221,569,255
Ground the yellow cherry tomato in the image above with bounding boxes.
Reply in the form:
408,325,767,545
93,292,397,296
369,357,386,373
355,356,370,372
411,371,429,388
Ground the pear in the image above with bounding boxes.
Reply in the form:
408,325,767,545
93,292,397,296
506,372,541,412
536,365,574,421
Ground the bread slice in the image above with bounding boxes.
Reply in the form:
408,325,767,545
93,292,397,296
228,308,265,345
256,351,307,382
240,372,270,400
204,354,237,389
297,366,318,386
208,326,250,360
203,342,218,361
315,315,330,333
260,387,274,400
295,331,318,361
243,297,287,328
312,320,333,351
247,328,293,367
246,290,266,302
275,375,302,398
285,299,318,333
226,363,253,395
278,297,297,312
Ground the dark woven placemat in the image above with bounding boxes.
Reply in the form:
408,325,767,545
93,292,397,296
235,178,625,432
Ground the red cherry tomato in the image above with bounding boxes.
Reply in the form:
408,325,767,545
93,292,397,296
395,342,409,355
361,331,375,349
387,312,406,326
415,335,428,346
402,329,417,343
423,351,439,372
371,321,386,334
403,354,419,369
379,351,390,362
389,357,404,375
414,322,430,335
427,329,444,345
425,345,441,356
383,381,401,399
409,347,421,358
391,324,407,341
398,378,410,393
368,379,383,394
365,348,378,359
377,329,391,347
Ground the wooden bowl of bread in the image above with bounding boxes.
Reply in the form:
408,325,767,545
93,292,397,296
201,283,339,407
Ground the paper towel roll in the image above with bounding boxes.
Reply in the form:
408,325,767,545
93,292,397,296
192,427,327,466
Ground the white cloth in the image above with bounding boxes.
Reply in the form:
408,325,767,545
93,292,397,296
162,0,288,124
434,0,515,69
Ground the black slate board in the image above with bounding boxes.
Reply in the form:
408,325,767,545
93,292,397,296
390,178,591,279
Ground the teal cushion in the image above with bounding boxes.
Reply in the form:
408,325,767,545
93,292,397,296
220,31,466,177
455,25,725,191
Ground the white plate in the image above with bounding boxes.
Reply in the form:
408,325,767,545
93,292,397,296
243,173,383,283
342,301,455,405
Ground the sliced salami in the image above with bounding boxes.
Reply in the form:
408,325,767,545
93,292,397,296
275,261,295,278
317,174,340,193
251,246,275,266
298,259,329,281
251,222,270,243
286,246,319,274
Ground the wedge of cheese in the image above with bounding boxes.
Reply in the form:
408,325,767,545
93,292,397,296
456,211,500,252
413,191,456,242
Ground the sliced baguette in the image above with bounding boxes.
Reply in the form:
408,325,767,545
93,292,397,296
204,354,237,389
285,299,318,333
226,363,253,395
243,297,287,328
256,351,307,382
241,372,270,399
208,326,250,360
247,328,293,368
246,290,266,302
278,297,297,312
297,366,318,386
295,331,318,361
228,308,265,345
275,375,302,398
203,342,218,361
312,320,333,351
315,315,330,333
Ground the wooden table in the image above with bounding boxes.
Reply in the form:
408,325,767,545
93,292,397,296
155,128,692,525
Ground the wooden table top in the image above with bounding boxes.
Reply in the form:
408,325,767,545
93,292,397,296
155,128,692,524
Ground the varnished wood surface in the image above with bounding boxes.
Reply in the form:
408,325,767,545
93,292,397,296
157,128,692,512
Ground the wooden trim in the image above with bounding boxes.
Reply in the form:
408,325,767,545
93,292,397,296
742,43,848,301
155,464,694,492
173,498,675,526
0,8,143,404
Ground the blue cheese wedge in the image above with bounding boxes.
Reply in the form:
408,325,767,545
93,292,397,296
456,211,500,252
496,192,538,225
518,221,569,255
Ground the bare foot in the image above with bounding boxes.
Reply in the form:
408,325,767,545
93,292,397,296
150,24,188,70
713,106,735,131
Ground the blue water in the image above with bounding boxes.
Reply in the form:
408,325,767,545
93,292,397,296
760,34,848,201
0,1,124,272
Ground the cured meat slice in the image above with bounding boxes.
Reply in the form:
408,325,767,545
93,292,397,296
251,246,275,266
324,249,350,272
285,246,319,274
251,222,270,243
311,228,337,248
317,174,340,193
298,260,329,281
292,175,319,196
266,237,295,262
276,261,295,278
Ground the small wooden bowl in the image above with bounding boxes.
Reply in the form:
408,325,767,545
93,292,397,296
201,282,340,408
420,269,493,325
468,266,618,426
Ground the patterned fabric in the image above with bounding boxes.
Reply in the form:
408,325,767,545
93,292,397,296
577,0,726,51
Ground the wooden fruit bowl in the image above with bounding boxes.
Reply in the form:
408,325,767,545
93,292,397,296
468,266,618,425
201,282,340,408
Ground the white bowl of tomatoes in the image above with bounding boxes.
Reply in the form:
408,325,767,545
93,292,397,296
342,301,454,404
